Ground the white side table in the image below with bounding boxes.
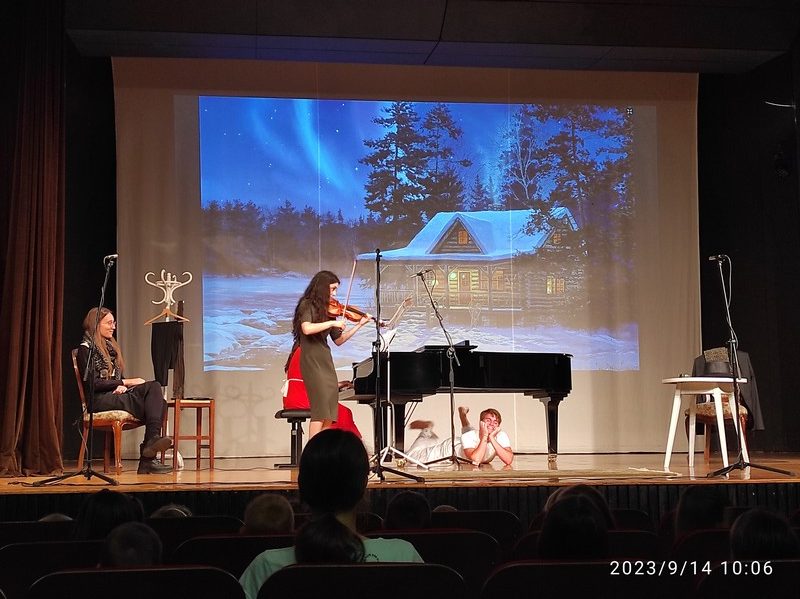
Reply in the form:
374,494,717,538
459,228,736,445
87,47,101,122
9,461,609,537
662,377,748,471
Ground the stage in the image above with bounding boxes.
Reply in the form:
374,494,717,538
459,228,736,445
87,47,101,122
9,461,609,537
3,452,800,527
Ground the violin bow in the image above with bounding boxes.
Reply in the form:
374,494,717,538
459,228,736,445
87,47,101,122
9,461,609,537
341,259,357,319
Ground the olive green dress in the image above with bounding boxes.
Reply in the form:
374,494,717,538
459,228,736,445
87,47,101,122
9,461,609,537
298,299,343,421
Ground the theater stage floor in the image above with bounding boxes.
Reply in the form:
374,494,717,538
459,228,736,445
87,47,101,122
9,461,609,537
2,452,799,495
3,452,800,525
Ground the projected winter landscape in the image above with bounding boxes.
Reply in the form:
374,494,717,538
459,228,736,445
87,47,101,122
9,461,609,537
199,96,640,372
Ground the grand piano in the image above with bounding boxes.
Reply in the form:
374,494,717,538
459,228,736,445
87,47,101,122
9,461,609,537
343,341,572,460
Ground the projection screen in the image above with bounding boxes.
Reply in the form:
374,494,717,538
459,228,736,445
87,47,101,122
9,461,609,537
112,58,699,458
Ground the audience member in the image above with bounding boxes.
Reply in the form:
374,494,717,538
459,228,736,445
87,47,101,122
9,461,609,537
538,494,609,560
432,504,458,513
74,489,144,540
674,485,729,540
38,512,73,522
730,508,800,560
149,503,193,518
543,484,615,530
100,522,163,567
242,493,295,535
384,491,431,530
239,429,422,599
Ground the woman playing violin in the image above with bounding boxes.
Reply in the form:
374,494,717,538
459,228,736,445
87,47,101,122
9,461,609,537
290,270,370,439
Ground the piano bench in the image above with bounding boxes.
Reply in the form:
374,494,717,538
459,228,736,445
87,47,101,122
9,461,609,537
274,409,311,469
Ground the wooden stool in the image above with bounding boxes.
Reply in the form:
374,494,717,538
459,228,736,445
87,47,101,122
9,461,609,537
162,397,215,470
274,409,311,469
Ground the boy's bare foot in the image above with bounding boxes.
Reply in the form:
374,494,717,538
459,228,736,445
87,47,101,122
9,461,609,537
458,406,470,427
409,420,434,430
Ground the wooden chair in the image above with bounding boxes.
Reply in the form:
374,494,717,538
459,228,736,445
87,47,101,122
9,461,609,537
161,396,215,470
685,400,749,464
685,347,751,464
171,534,295,578
27,566,245,599
72,349,142,475
257,563,467,599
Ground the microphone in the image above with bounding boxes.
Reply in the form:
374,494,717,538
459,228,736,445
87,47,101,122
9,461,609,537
410,269,433,278
103,254,119,264
707,254,728,261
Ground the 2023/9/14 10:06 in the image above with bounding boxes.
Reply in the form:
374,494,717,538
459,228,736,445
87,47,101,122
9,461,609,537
609,560,774,576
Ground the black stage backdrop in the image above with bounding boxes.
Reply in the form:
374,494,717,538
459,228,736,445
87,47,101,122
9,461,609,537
697,47,800,452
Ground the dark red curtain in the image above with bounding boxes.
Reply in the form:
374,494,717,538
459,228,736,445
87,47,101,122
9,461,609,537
0,0,65,476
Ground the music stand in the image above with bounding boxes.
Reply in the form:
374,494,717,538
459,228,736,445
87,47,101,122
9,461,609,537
707,255,793,478
374,331,429,471
34,256,119,487
369,249,424,482
416,271,470,467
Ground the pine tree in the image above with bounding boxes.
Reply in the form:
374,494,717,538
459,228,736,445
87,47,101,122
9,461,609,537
360,101,427,244
467,173,493,210
536,104,627,229
419,103,471,219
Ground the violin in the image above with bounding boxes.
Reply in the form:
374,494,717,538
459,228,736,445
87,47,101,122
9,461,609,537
327,299,385,326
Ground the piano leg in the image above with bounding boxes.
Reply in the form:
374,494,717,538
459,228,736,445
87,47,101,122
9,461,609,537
370,401,388,459
540,396,563,463
392,403,406,453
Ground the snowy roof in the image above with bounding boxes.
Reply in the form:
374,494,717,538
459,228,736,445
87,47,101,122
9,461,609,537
359,207,576,262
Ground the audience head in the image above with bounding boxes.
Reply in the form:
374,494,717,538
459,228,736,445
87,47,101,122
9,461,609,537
538,494,610,560
75,489,144,540
432,504,458,513
544,484,615,529
384,491,431,530
298,428,369,514
675,485,729,538
149,503,193,518
100,522,163,567
242,493,295,535
295,429,369,564
730,508,800,560
38,512,73,522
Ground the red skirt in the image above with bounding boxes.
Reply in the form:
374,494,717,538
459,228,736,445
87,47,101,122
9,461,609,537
283,347,361,438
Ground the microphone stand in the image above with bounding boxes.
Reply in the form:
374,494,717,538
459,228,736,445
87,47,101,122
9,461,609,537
35,256,119,486
370,249,423,482
708,256,792,478
417,271,470,467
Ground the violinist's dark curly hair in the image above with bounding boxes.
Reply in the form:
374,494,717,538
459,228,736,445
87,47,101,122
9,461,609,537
287,270,340,371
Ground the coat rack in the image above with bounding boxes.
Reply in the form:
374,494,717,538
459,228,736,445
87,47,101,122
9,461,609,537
144,269,193,324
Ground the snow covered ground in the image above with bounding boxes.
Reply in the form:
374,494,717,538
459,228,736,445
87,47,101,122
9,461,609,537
203,273,639,372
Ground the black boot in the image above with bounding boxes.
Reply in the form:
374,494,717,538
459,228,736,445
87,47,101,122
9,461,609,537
141,436,173,458
137,455,173,474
